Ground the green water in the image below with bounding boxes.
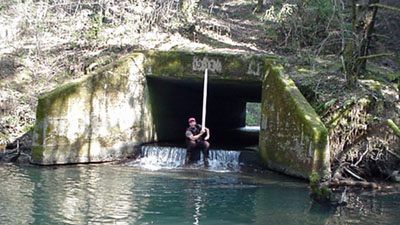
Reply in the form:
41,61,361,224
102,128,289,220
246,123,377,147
1,164,400,225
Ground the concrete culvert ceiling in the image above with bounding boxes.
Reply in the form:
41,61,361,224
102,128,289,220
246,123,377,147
146,76,261,147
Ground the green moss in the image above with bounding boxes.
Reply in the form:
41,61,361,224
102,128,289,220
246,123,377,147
39,79,81,101
143,51,193,77
320,186,332,197
31,146,44,160
266,64,327,138
309,172,332,202
225,58,244,73
35,54,138,120
142,50,272,81
309,172,320,185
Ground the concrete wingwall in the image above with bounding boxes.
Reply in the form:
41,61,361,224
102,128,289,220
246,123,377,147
31,50,331,180
31,53,156,164
259,62,331,180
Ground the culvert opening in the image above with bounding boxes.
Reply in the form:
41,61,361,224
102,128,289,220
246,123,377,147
146,76,261,149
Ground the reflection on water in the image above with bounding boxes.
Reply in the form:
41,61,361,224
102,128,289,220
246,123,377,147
0,164,400,225
0,165,35,224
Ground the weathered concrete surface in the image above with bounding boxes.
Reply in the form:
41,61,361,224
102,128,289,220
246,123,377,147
31,54,156,164
143,50,266,80
259,63,331,180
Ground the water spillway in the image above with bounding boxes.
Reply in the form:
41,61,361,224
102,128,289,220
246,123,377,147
126,145,259,172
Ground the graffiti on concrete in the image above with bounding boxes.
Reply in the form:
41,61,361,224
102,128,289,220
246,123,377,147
247,60,263,77
192,56,222,73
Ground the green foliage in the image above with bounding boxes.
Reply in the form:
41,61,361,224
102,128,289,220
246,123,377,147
316,98,337,115
386,72,400,82
363,73,386,84
86,14,103,40
246,102,261,126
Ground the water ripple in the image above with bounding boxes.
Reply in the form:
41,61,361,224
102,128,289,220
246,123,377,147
1,164,400,224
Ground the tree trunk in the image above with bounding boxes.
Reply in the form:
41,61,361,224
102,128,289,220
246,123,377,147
344,0,380,87
344,0,358,87
358,0,379,72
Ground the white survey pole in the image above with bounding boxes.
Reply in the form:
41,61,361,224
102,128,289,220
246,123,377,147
201,69,208,131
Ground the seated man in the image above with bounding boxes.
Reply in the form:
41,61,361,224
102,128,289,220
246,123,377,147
185,117,210,167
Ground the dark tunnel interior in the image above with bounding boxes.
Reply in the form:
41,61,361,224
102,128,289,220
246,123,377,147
146,76,261,149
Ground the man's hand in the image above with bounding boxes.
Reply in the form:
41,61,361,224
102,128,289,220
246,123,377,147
204,128,210,141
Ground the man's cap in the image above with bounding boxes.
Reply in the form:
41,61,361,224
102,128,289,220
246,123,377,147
188,117,196,122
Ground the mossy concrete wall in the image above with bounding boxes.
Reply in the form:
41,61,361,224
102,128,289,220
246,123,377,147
259,63,331,180
143,50,266,81
31,53,156,164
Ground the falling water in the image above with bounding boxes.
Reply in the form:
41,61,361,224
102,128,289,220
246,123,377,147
126,145,241,172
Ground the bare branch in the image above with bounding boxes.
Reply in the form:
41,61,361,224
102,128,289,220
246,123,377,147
357,53,394,60
370,3,400,13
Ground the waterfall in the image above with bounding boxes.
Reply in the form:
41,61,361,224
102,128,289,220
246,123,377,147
126,145,241,172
